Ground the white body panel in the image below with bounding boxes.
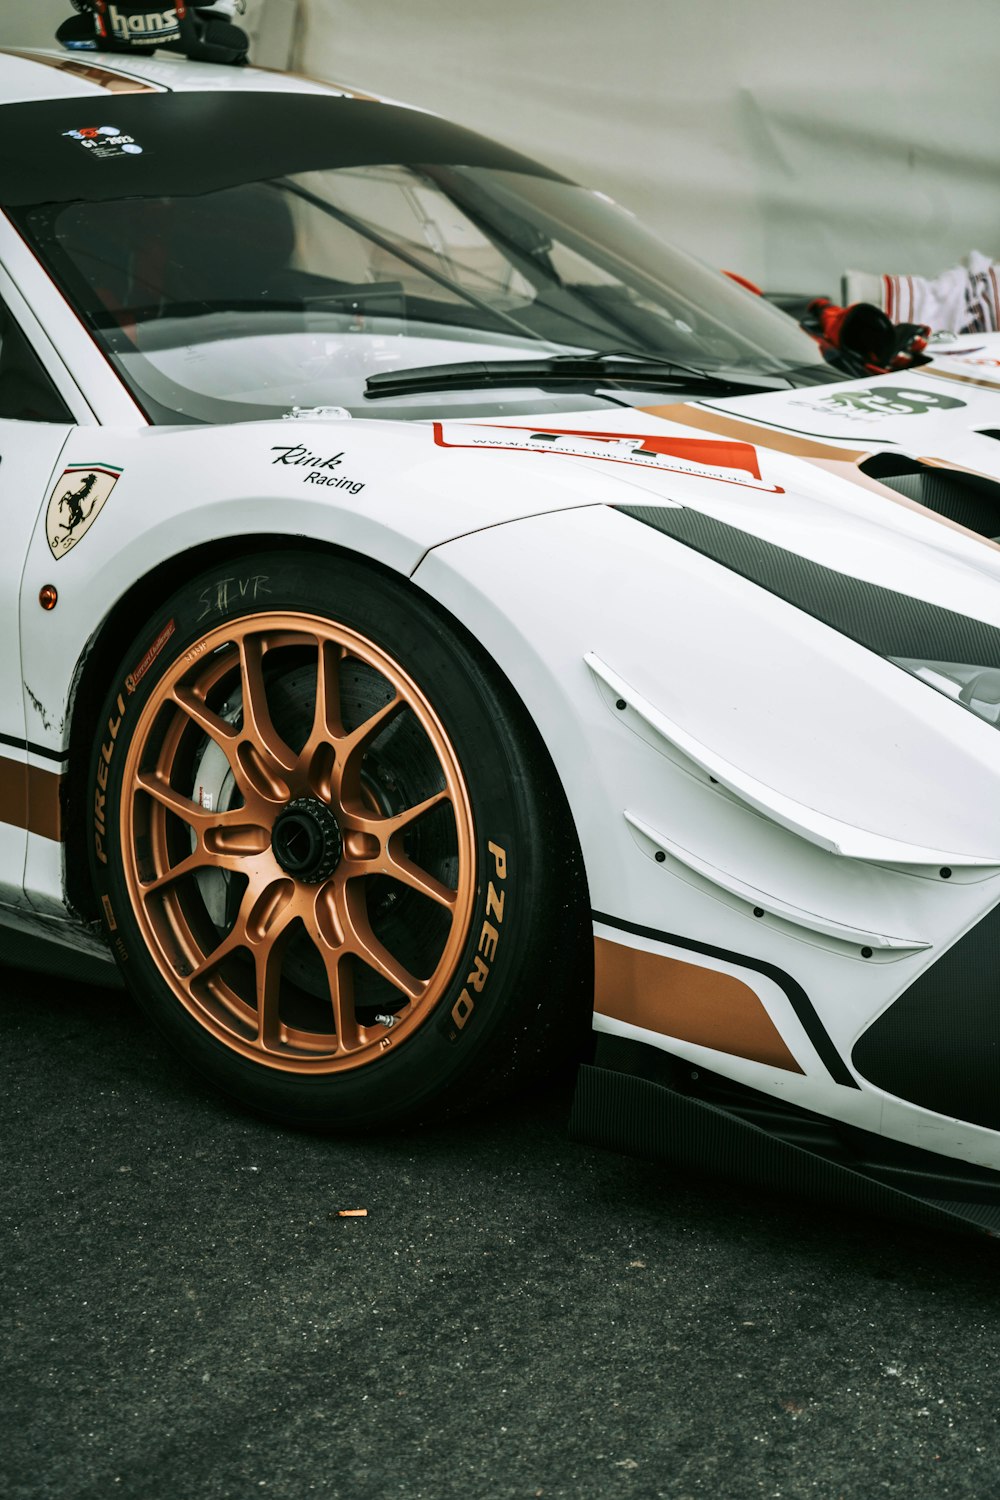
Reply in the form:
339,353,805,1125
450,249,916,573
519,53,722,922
9,384,1000,1167
413,503,1000,1167
0,416,70,903
5,44,1000,1183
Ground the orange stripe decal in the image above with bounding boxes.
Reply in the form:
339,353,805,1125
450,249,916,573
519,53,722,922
643,402,1000,554
0,753,62,842
595,935,803,1073
640,402,866,462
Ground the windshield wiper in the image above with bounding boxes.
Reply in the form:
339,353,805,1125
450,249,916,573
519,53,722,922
364,350,793,400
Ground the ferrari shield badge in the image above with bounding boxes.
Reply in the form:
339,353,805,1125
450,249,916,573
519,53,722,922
46,462,122,560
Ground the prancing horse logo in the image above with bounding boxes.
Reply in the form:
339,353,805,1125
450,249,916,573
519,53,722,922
59,471,99,536
46,462,122,560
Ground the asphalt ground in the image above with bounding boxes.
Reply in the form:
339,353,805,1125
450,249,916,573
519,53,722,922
2,956,1000,1500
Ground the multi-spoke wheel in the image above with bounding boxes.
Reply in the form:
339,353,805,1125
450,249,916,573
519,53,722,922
89,551,588,1126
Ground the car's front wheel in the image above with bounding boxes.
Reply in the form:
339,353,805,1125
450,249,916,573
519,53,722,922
88,550,589,1127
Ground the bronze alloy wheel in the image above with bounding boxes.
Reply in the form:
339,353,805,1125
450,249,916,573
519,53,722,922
119,613,476,1073
90,551,589,1127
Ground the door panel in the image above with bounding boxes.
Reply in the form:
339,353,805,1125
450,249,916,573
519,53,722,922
1,217,143,917
0,285,76,903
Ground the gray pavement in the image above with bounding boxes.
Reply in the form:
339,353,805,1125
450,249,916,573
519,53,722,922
2,959,999,1500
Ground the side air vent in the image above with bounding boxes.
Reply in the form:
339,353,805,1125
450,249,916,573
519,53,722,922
859,453,1000,539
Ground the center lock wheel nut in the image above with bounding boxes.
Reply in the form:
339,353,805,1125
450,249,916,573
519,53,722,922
272,796,343,884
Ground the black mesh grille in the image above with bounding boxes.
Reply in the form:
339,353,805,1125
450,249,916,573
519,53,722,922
852,897,1000,1130
859,454,1000,540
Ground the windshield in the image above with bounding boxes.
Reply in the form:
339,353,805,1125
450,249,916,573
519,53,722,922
10,99,826,423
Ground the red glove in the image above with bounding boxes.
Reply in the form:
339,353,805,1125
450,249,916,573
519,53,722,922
801,298,929,375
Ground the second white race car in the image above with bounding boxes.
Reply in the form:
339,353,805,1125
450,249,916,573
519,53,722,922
3,45,1000,1232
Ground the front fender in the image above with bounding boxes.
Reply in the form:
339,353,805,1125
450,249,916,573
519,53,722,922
414,501,1000,1167
18,417,615,753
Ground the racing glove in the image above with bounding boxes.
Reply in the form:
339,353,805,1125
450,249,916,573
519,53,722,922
56,1,250,66
800,297,929,377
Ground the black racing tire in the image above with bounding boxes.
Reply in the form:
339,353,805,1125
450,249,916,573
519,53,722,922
87,548,590,1128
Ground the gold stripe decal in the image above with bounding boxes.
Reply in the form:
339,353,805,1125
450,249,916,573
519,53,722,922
594,936,804,1073
643,401,1000,554
640,402,866,462
923,367,1000,394
0,752,62,842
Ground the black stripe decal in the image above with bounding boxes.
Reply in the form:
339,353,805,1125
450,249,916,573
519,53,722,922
616,504,1000,672
0,731,68,763
592,909,860,1089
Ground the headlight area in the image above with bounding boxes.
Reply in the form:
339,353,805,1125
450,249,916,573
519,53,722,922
891,659,1000,728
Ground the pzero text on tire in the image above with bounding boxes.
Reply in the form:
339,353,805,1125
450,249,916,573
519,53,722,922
87,550,589,1127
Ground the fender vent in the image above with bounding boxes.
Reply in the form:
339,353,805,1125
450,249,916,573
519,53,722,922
859,453,1000,539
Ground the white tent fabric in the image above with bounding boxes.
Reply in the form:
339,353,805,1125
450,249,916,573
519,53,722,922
294,0,1000,295
4,1,998,295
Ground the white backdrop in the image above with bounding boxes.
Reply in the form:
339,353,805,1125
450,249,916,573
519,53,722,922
4,1,999,294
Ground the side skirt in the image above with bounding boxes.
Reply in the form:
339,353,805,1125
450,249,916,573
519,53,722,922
0,904,122,989
569,1034,1000,1237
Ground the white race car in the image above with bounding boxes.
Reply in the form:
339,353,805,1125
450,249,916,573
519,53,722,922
4,46,1000,1233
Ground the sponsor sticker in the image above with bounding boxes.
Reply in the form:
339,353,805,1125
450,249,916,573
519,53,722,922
269,444,366,495
93,691,126,867
63,125,143,160
790,386,967,422
432,423,782,492
448,840,508,1040
101,3,185,44
125,619,175,695
46,463,122,560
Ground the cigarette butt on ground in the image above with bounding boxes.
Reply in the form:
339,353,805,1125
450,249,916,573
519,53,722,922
337,1208,368,1217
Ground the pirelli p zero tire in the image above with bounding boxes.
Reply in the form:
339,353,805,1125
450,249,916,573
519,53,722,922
88,550,589,1128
